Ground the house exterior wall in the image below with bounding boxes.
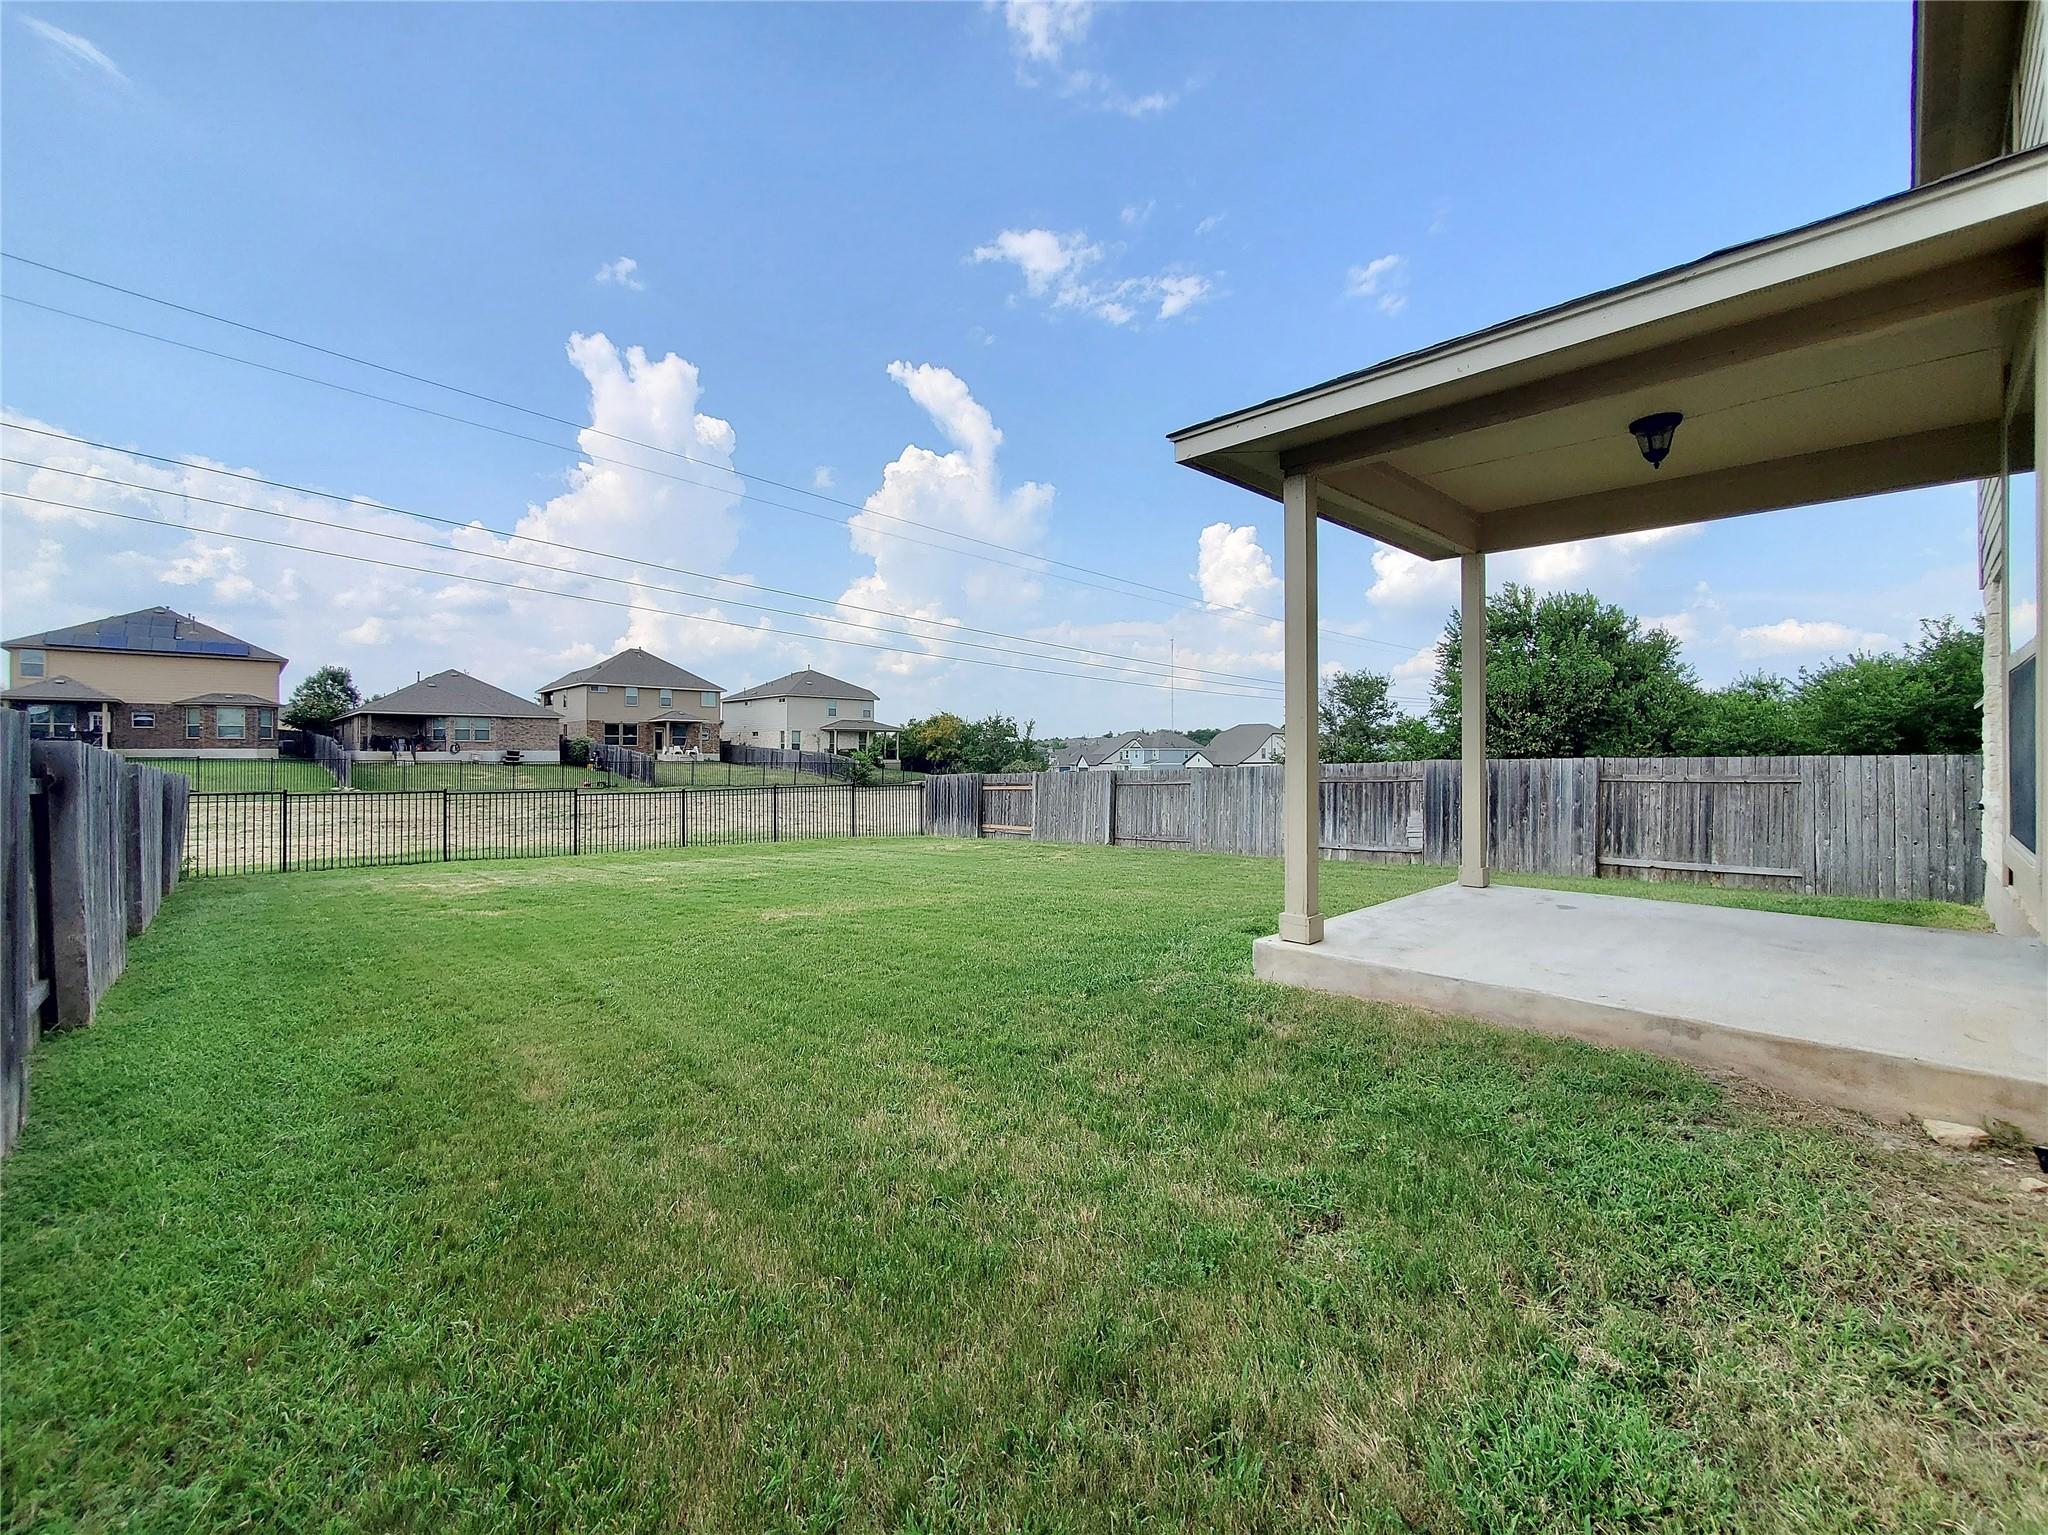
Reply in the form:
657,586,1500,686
110,701,278,755
339,712,560,759
1188,733,1284,769
722,693,879,751
3,648,282,704
547,682,720,745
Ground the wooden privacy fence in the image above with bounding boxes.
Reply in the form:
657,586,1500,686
922,755,1986,903
2,717,191,1156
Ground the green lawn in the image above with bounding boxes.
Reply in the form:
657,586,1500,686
4,843,2039,1533
126,756,337,793
1498,871,1996,931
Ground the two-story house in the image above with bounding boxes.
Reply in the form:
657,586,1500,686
539,648,723,755
720,668,893,753
1049,730,1202,771
2,605,285,757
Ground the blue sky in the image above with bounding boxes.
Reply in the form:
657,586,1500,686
0,1,1978,735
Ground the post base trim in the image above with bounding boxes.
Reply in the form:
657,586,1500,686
1277,911,1325,945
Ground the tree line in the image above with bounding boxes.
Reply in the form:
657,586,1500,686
1320,585,1983,763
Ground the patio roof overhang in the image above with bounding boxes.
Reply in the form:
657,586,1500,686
1171,147,2047,562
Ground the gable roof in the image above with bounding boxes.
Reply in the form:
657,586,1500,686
1048,730,1201,768
725,667,877,704
1,675,120,705
538,648,722,695
1049,733,1120,770
174,691,278,708
339,669,556,720
1191,723,1283,766
3,605,284,663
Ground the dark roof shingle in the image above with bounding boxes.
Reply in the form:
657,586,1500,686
538,648,723,696
725,668,877,704
340,669,557,720
3,605,284,663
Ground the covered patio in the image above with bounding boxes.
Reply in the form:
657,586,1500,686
1171,146,2048,1135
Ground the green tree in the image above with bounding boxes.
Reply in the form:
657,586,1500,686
1792,617,1982,754
1428,585,1699,757
898,713,968,773
282,664,361,732
1317,668,1403,762
1680,672,1801,755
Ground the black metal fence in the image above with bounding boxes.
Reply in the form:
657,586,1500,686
121,756,340,793
183,783,929,878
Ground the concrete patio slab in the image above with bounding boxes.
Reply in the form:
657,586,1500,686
1254,883,2048,1137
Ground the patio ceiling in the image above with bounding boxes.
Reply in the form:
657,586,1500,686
1171,147,2047,561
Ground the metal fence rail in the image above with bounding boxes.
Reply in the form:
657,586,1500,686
122,756,340,793
184,783,927,877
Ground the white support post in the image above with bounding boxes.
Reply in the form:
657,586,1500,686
2033,267,2047,927
1459,552,1489,888
1279,472,1323,944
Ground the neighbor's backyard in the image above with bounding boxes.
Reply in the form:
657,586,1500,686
2,840,2041,1533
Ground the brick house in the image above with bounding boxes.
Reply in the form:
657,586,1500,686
335,669,560,761
2,606,284,757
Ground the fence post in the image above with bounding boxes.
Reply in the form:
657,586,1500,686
571,789,581,855
279,789,291,873
441,790,451,862
772,785,780,841
850,781,857,837
679,789,688,847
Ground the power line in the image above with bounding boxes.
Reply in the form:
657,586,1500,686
4,457,1295,696
2,492,1305,702
0,258,1426,655
1,424,1291,690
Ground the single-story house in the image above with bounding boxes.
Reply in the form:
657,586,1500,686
1187,723,1284,769
2,605,284,756
722,668,888,753
539,648,723,754
336,669,560,761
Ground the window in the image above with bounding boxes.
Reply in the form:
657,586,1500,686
17,649,45,678
258,708,275,739
604,722,629,746
429,718,448,740
449,716,495,744
862,706,871,719
827,702,838,717
185,708,203,740
625,687,640,706
130,709,156,729
592,685,609,695
216,706,246,740
659,688,673,708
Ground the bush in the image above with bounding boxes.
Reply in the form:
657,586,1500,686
562,736,593,768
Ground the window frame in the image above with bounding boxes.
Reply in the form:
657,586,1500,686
701,691,717,708
659,688,673,708
130,708,157,729
184,707,203,740
17,648,45,679
215,705,247,740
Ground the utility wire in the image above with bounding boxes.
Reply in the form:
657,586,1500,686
0,260,1426,655
3,492,1304,702
1,425,1294,690
4,457,1297,696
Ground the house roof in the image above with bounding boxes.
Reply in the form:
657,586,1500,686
1191,723,1283,766
538,648,722,696
339,669,557,720
173,692,277,708
1170,146,2048,560
2,605,285,663
823,719,901,733
1050,730,1199,767
725,668,878,704
1,675,119,705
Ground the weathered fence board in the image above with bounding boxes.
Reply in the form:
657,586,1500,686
124,762,168,935
980,774,1037,839
30,741,129,1032
1,713,34,1155
923,754,1986,903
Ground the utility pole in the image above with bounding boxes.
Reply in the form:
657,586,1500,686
1168,639,1176,730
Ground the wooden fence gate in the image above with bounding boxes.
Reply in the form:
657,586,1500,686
1110,774,1191,848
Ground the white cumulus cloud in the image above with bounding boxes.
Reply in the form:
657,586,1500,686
1737,618,1892,657
973,225,1214,326
594,257,645,290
